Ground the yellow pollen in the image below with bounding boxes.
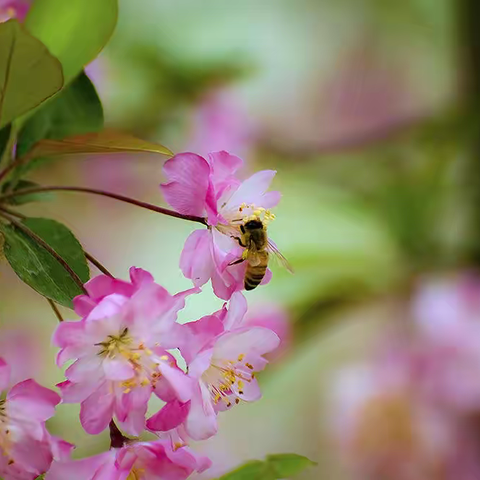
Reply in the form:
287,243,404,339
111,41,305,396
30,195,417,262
238,354,245,362
238,380,244,389
145,348,153,356
141,379,149,387
246,363,254,369
173,442,184,451
160,355,169,361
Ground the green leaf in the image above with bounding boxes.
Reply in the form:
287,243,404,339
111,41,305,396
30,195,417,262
0,218,89,307
266,454,317,477
25,0,118,83
217,454,316,480
0,20,64,128
25,129,174,160
1,180,54,205
17,71,104,160
0,124,11,159
217,461,274,480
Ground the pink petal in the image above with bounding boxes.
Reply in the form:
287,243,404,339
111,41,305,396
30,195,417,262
73,295,96,317
207,151,243,182
185,383,218,440
8,380,60,422
232,377,261,401
10,435,53,476
222,292,248,330
129,266,154,287
179,229,214,287
146,399,190,432
157,362,192,403
211,267,238,300
260,268,272,286
261,190,282,208
84,274,133,299
223,170,277,210
162,440,212,474
182,315,224,364
0,357,11,391
103,357,135,381
52,320,85,349
46,452,116,480
161,153,211,217
116,386,151,436
50,436,75,462
214,327,280,361
86,293,128,321
80,382,114,434
57,379,99,404
65,356,103,383
188,349,214,379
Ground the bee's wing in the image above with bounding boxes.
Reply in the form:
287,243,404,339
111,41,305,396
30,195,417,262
266,239,294,273
246,240,262,267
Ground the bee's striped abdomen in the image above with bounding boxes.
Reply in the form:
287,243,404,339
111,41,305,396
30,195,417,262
244,252,268,291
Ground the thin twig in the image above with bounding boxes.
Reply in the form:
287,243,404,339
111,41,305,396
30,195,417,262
0,186,208,226
85,251,114,277
46,298,64,322
0,153,21,184
109,420,128,449
0,211,87,293
0,205,25,219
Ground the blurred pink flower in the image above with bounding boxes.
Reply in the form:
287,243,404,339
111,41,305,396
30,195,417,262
412,273,480,412
331,357,479,480
0,331,41,385
244,303,291,361
47,438,210,480
0,0,30,21
148,293,280,440
0,359,72,480
53,267,197,436
160,151,280,299
187,88,255,159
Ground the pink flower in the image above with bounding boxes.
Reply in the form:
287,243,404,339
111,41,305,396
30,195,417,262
0,0,30,21
148,293,280,440
331,358,479,480
244,303,291,361
46,438,211,480
53,267,197,436
160,151,280,299
187,88,255,159
0,359,72,480
412,273,480,412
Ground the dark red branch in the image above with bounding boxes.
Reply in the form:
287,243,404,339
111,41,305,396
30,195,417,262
0,186,208,226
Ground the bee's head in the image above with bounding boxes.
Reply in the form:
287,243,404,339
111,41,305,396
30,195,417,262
244,219,263,230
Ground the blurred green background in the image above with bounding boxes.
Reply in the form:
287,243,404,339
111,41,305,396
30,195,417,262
0,0,472,477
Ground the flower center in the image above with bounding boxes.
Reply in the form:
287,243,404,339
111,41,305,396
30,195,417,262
0,6,17,22
96,327,132,357
127,468,145,480
96,328,168,393
353,395,417,457
202,353,255,407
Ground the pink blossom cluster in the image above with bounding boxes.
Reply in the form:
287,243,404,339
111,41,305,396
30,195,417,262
48,270,280,479
161,150,281,299
331,273,480,480
0,150,288,479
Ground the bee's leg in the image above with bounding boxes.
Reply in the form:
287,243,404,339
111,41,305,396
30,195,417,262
229,258,245,266
231,236,247,247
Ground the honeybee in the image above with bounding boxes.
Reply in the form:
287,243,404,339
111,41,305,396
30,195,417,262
230,217,293,291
